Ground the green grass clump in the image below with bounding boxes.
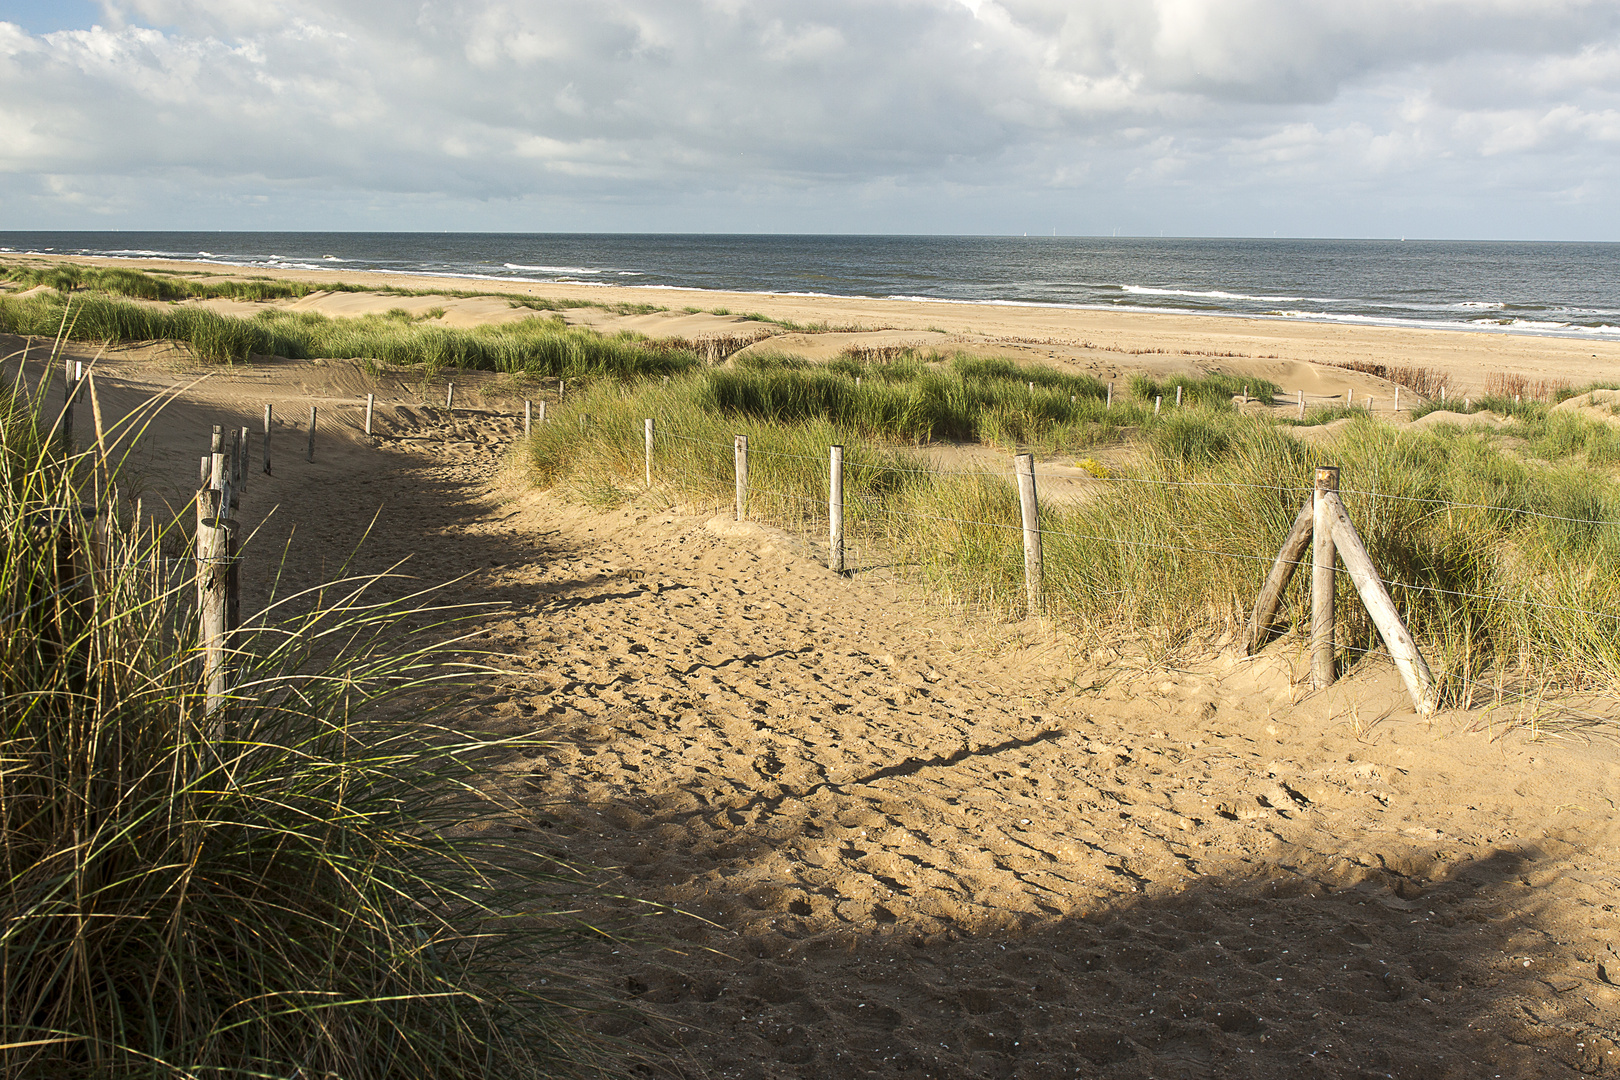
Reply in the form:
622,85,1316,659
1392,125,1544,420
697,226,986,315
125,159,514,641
532,379,1620,693
1,372,611,1077
0,288,700,375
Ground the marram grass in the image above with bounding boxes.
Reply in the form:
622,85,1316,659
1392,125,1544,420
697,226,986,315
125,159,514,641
1,367,615,1078
0,286,699,376
532,368,1620,696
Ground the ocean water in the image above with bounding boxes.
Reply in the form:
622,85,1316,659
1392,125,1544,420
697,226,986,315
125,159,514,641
2,232,1617,339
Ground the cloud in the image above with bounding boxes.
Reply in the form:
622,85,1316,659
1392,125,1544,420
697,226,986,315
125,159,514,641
0,0,1615,234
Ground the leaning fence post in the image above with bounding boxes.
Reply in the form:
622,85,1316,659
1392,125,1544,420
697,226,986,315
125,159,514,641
196,487,230,725
263,404,273,475
734,434,748,521
306,406,317,463
829,444,845,574
1014,452,1043,617
1247,497,1316,653
1320,492,1439,713
365,393,375,436
644,418,654,487
1311,465,1339,689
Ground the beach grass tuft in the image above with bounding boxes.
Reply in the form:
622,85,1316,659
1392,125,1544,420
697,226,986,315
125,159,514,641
0,356,615,1078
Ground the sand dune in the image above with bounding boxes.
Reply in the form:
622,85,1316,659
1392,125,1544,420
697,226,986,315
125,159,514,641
6,329,1616,1079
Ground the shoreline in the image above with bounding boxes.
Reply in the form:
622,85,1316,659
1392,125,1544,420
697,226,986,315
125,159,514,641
7,251,1620,393
9,248,1620,343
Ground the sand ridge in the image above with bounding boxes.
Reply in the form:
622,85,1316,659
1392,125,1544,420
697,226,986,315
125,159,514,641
5,331,1620,1078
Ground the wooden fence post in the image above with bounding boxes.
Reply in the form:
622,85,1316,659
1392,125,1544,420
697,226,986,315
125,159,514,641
829,444,845,574
365,393,375,435
1154,396,1162,415
1311,465,1339,688
1321,491,1439,714
1106,382,1113,409
524,400,532,436
538,400,547,424
734,434,748,521
644,418,654,486
237,427,249,496
196,487,230,725
445,383,455,410
1175,385,1182,407
1394,386,1401,413
1015,452,1043,617
61,359,80,455
263,404,273,475
1297,390,1305,419
306,406,317,463
1246,497,1316,653
559,378,566,403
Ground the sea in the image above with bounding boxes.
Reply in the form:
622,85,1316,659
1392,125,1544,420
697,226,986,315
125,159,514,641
2,232,1617,340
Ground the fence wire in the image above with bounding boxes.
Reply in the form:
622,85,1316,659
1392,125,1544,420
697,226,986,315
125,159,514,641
639,419,1620,633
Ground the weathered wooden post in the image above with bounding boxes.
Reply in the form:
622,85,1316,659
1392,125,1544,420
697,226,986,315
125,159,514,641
644,418,654,486
1319,489,1439,714
1311,465,1339,688
1243,385,1249,405
1154,396,1162,415
365,393,375,435
1440,385,1447,405
445,383,455,410
1247,497,1318,653
1175,385,1182,407
829,444,845,574
524,400,533,436
1106,382,1113,409
195,487,230,725
1394,386,1401,413
61,359,82,455
1348,389,1354,407
734,434,748,521
263,404,273,475
559,378,566,403
237,427,249,496
1014,452,1043,617
538,400,548,424
1297,390,1305,420
306,406,317,463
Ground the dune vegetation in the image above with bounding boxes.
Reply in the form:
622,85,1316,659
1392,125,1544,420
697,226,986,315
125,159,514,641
0,281,699,374
0,356,611,1078
529,353,1620,696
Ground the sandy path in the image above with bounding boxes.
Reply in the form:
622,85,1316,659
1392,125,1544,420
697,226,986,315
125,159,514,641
7,336,1620,1078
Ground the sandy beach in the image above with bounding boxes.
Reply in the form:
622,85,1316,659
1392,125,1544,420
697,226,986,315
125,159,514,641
8,251,1620,402
3,254,1619,1077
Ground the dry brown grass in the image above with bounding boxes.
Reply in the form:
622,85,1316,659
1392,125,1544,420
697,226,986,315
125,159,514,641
1485,370,1570,403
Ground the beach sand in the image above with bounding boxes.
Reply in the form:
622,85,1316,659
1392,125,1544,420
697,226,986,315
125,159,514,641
2,256,1619,1077
7,251,1620,403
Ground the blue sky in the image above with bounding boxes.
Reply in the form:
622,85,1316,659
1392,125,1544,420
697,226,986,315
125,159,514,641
1,1,1618,238
0,1,100,34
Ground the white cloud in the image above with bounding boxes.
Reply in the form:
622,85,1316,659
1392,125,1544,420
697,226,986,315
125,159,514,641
0,0,1614,235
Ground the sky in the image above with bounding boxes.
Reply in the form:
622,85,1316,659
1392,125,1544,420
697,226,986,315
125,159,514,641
0,0,1617,238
